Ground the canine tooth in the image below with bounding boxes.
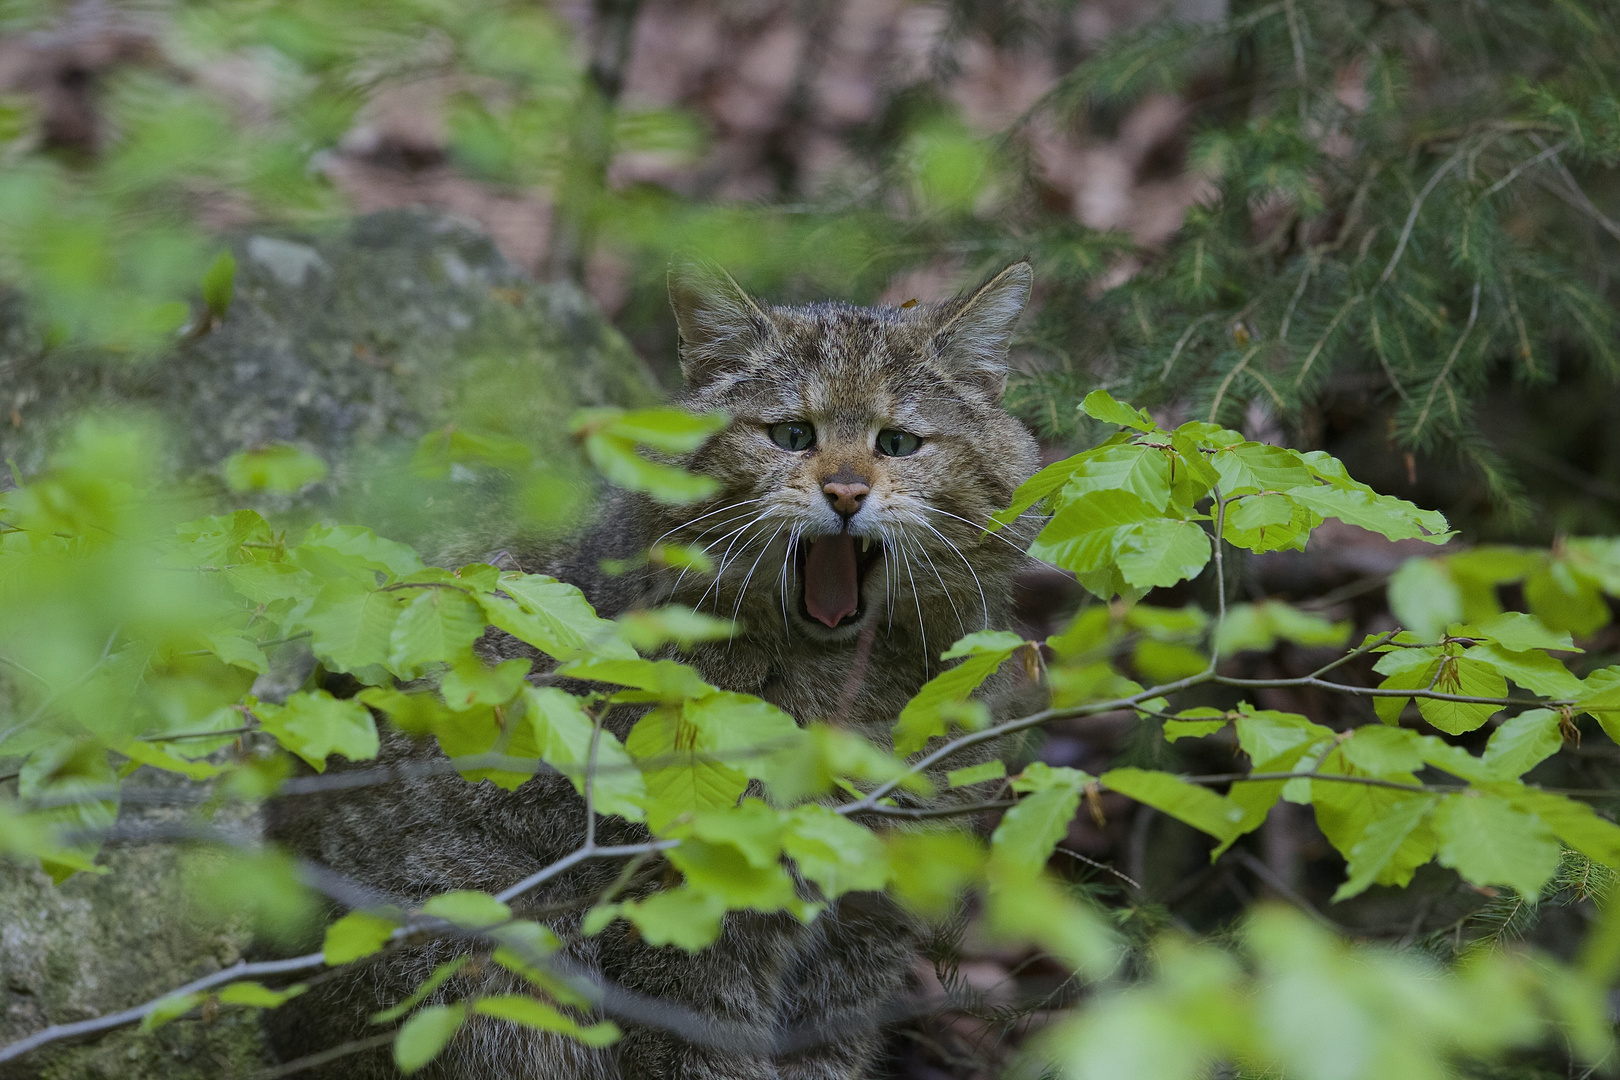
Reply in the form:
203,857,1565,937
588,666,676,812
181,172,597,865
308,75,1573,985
861,537,872,553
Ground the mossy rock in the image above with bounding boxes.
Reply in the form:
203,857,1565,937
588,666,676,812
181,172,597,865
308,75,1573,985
0,207,662,543
0,210,661,1078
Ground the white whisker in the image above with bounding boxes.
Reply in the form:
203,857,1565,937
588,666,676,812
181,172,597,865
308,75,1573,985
896,531,929,674
666,512,765,601
778,525,800,641
730,523,784,629
696,514,777,615
908,530,966,639
916,518,990,631
651,497,765,549
922,505,1041,560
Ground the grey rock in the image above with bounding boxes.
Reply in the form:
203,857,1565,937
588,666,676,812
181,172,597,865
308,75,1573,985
0,209,662,1077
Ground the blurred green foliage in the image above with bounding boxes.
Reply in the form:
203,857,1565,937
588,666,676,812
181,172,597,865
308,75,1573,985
3,0,1620,1077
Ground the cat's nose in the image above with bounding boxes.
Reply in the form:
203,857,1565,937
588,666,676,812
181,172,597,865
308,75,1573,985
822,480,870,519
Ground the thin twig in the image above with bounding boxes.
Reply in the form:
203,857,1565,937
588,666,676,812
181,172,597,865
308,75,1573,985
0,955,327,1064
1234,849,1343,932
1481,138,1569,198
252,1033,396,1079
1378,148,1467,288
1411,281,1482,439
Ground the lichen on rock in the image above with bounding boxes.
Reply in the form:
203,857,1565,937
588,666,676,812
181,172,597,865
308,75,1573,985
0,209,662,1078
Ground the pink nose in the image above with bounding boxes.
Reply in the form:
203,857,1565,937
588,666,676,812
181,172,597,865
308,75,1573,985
823,481,869,517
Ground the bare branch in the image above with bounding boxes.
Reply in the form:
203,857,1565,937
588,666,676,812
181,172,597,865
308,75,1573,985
0,954,327,1065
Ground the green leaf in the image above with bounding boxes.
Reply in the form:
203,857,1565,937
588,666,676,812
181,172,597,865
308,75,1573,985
1133,638,1208,681
118,739,225,779
781,804,888,898
206,630,269,674
394,1003,466,1074
992,452,1099,528
298,524,424,579
583,430,719,504
1499,786,1620,867
486,572,634,661
1372,656,1437,724
941,629,1027,659
680,691,801,786
421,890,512,930
1337,725,1425,775
141,992,204,1031
324,910,401,965
1163,717,1226,742
626,705,747,831
985,873,1121,979
1028,489,1160,576
1100,767,1246,843
992,784,1082,879
947,759,1007,788
1333,794,1440,901
472,995,621,1048
1212,442,1315,495
1433,792,1560,898
667,816,802,914
1482,709,1564,779
254,689,379,771
1225,492,1295,531
440,655,531,711
1473,611,1580,653
1526,563,1612,636
300,580,408,677
1011,762,1094,794
410,425,531,478
1125,604,1209,640
222,443,327,493
522,687,645,822
1114,519,1212,590
1233,708,1333,765
894,642,1018,755
1311,754,1435,889
1416,657,1507,735
200,248,236,316
1079,389,1157,430
1287,485,1452,544
388,588,486,675
760,723,932,804
1463,643,1583,698
1388,558,1465,641
1059,445,1175,511
598,886,727,951
884,830,984,917
576,406,729,454
216,980,305,1007
562,657,714,704
616,605,734,652
371,957,471,1023
1215,601,1350,655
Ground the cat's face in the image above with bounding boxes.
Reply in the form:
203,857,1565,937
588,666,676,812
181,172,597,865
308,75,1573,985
656,263,1040,649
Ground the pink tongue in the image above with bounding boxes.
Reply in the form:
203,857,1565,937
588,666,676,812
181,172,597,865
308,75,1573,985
804,534,859,628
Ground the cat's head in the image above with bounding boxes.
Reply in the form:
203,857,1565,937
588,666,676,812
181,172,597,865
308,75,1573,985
656,261,1041,648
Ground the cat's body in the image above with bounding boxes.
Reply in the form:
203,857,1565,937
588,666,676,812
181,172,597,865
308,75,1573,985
266,263,1044,1078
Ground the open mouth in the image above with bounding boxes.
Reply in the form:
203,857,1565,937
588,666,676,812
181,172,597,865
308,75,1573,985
796,532,883,629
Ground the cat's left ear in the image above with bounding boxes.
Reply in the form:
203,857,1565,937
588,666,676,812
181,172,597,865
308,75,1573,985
668,259,773,389
928,261,1032,401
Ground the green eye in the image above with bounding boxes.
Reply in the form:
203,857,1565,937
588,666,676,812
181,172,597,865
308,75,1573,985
876,429,921,457
768,421,815,451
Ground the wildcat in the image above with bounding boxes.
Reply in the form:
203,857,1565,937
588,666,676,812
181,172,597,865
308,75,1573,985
265,260,1044,1078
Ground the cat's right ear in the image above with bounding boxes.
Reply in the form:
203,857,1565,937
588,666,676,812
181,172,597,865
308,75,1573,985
667,260,771,388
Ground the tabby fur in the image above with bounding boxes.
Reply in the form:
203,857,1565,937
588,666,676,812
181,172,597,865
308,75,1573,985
265,261,1044,1078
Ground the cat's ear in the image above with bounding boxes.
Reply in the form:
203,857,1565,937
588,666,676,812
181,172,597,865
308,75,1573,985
928,261,1032,400
667,259,772,388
